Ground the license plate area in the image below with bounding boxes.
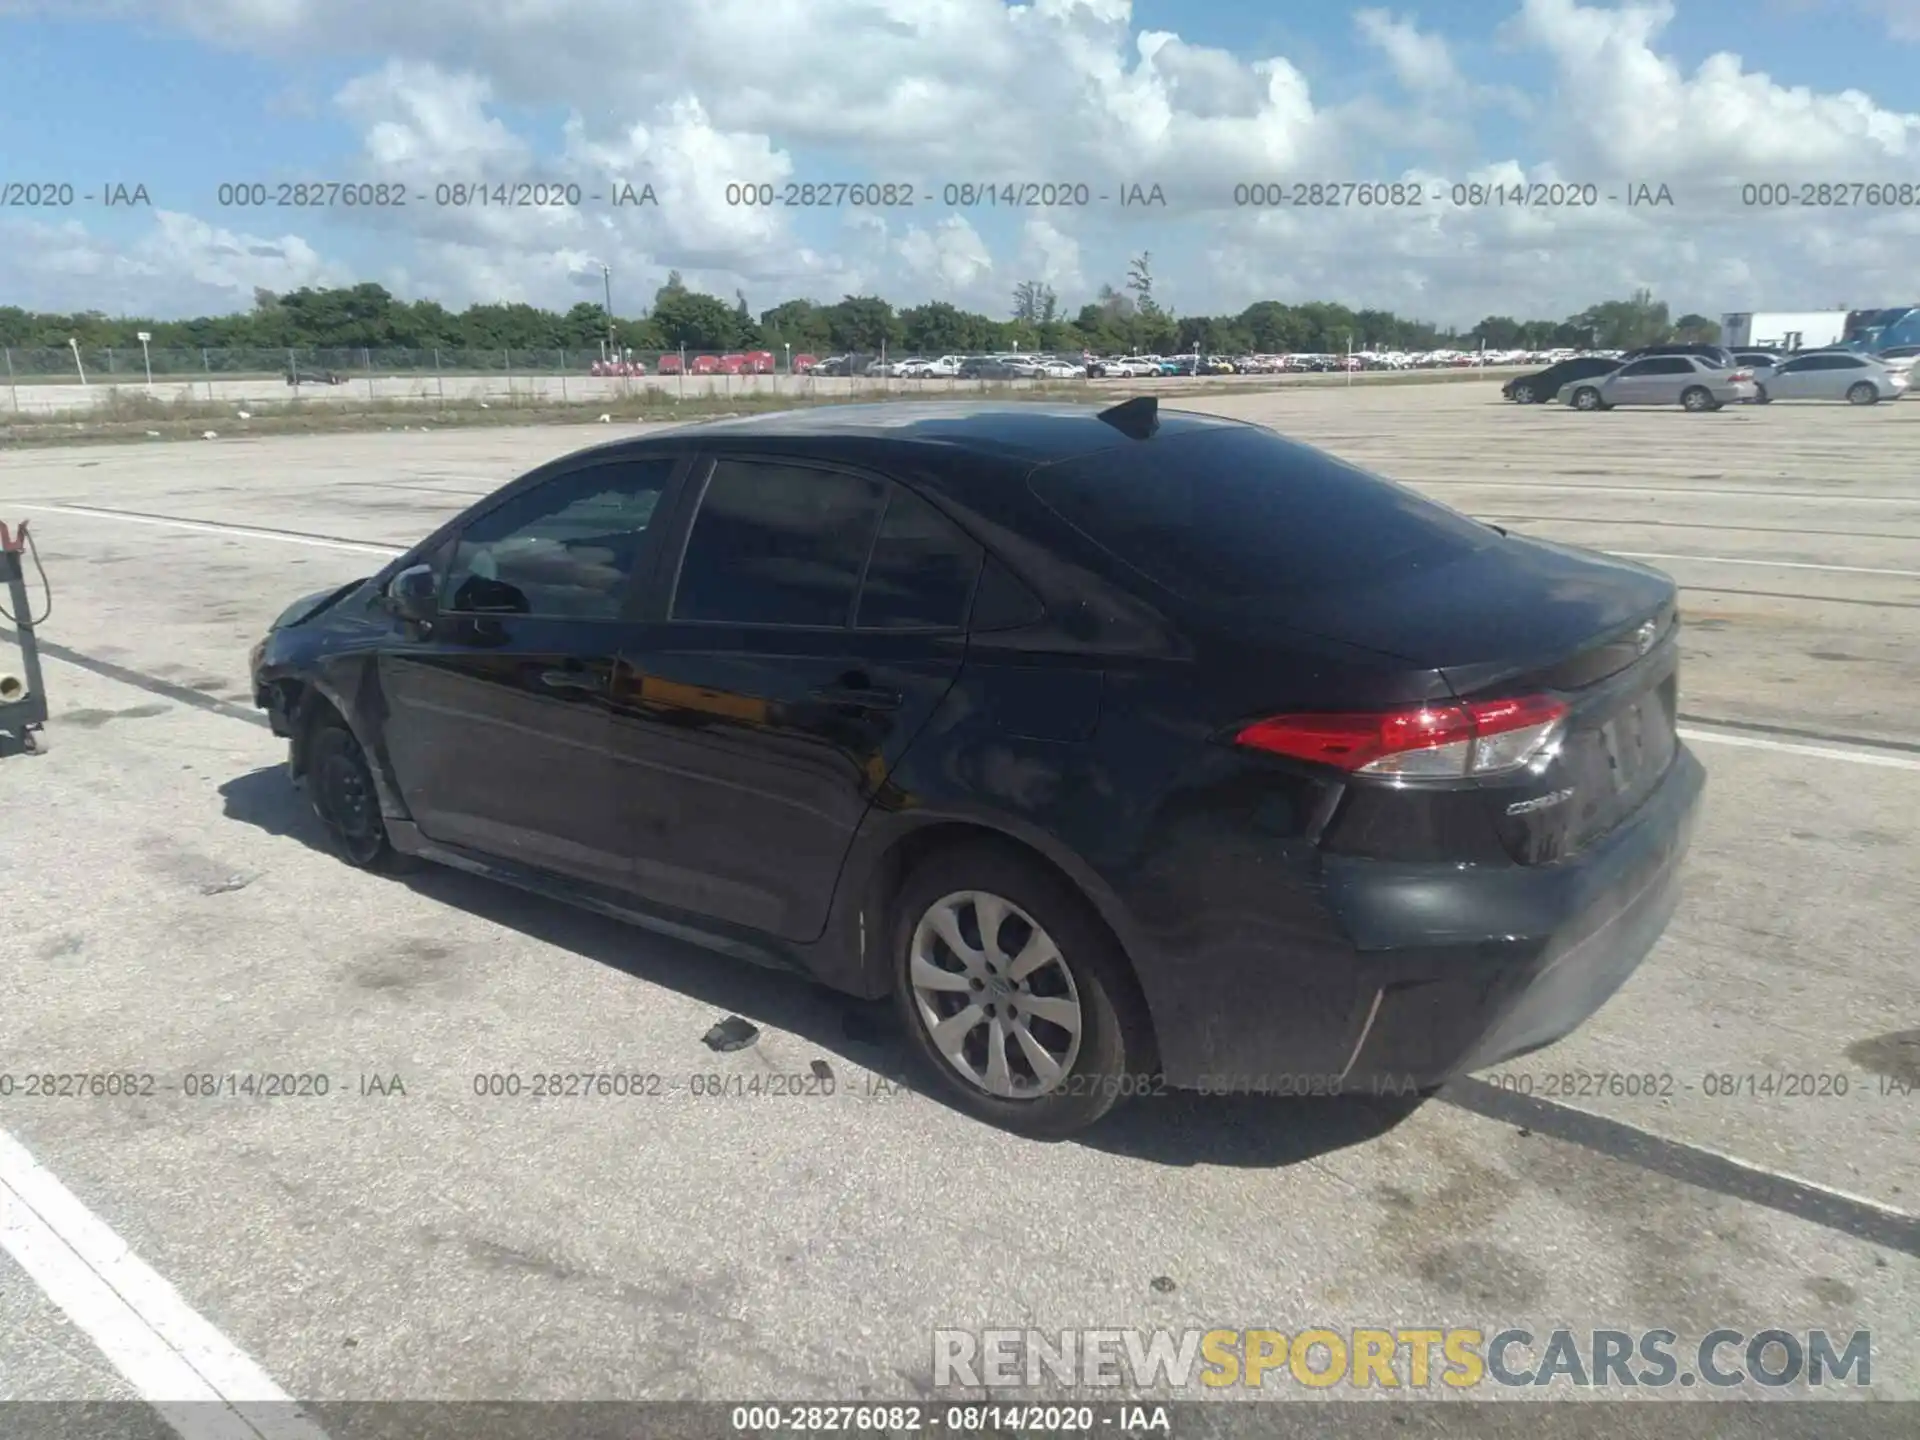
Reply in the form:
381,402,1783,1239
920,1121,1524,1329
1562,675,1677,851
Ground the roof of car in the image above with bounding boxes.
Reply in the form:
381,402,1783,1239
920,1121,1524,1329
621,400,1252,464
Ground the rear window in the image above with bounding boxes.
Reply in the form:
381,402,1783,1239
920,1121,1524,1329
1027,426,1494,602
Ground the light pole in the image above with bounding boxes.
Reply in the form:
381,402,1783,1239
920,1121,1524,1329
68,337,88,387
137,331,153,391
784,341,791,375
602,265,615,360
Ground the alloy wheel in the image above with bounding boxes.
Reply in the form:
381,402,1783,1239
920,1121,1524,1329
907,890,1084,1099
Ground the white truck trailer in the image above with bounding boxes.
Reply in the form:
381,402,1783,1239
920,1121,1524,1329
1719,311,1849,351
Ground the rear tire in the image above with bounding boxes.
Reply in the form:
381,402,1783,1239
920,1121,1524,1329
1680,386,1716,412
1571,386,1603,411
1754,383,1770,404
890,842,1147,1138
307,718,412,872
1846,382,1878,405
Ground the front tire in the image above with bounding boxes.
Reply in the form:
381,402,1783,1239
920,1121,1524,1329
307,719,410,871
1512,384,1535,404
891,843,1146,1137
1846,382,1878,405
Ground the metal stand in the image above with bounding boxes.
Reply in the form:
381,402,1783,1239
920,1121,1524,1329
1,521,48,756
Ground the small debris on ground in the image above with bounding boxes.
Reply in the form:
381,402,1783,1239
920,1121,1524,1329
702,1015,759,1052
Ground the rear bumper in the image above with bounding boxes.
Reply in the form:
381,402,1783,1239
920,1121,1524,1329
1146,744,1706,1091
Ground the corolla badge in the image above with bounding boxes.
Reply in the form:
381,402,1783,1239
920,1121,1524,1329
1507,787,1576,816
1634,620,1658,655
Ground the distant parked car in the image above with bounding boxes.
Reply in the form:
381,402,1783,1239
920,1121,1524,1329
1759,350,1907,405
1731,352,1779,399
692,355,721,375
791,353,821,374
1502,356,1619,404
286,368,346,385
657,354,684,375
1618,343,1738,369
958,357,1023,380
1559,354,1756,411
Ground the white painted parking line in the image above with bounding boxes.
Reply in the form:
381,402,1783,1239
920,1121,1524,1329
12,503,401,556
0,1128,330,1439
1679,727,1920,771
1615,551,1920,578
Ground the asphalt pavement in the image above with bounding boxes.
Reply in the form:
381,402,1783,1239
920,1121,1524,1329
1,382,1914,1436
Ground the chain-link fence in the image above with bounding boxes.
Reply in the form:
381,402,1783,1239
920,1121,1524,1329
0,344,1535,418
0,344,1099,416
0,345,1080,381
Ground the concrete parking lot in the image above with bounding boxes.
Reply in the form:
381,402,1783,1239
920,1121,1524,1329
1,383,1915,1432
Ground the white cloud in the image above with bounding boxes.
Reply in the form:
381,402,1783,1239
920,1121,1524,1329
1355,9,1461,90
1507,0,1920,173
1018,219,1085,296
7,0,1920,325
896,216,994,296
0,211,344,316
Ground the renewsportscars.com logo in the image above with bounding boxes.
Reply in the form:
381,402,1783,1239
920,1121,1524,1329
932,1327,1873,1391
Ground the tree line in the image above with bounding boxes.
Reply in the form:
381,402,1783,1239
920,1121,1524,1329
0,255,1715,358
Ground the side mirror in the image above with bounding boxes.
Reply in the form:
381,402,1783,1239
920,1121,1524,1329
387,563,439,624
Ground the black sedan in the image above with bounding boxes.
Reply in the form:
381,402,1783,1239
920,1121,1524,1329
1502,356,1619,403
251,398,1704,1136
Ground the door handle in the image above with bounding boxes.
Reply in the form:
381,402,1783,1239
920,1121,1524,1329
540,669,606,693
809,684,902,711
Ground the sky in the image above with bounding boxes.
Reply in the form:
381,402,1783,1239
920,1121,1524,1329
2,0,1919,328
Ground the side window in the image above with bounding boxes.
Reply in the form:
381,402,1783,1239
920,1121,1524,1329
1648,358,1692,374
1616,360,1656,376
671,459,884,627
442,459,675,619
853,484,984,631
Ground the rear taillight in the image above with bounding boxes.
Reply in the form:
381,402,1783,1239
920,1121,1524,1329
1730,369,1752,381
1235,696,1569,778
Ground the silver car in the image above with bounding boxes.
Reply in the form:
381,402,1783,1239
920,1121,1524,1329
1759,350,1908,405
1558,354,1757,412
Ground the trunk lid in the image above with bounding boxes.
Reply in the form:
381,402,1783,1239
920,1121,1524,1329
1268,534,1682,864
